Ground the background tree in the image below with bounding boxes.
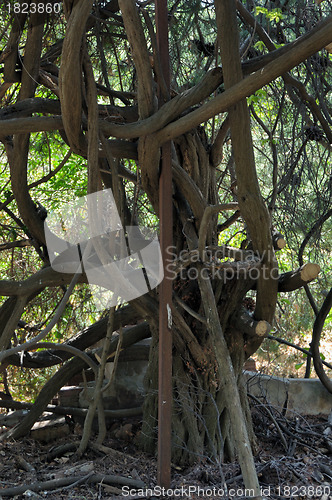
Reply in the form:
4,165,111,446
0,0,331,488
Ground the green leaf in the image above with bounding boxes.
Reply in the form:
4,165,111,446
255,6,268,16
254,40,266,52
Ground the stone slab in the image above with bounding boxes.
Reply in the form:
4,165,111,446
244,371,332,416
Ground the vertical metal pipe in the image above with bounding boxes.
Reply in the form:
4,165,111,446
156,0,172,489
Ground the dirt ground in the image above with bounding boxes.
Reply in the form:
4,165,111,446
0,405,332,500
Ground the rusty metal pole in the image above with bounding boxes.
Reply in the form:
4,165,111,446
156,0,172,489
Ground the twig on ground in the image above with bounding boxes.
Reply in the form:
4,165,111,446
0,399,143,419
287,417,299,457
46,442,79,461
45,471,95,495
0,473,145,497
248,393,288,451
16,455,36,474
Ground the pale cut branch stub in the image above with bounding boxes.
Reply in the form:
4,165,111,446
278,263,320,292
233,307,272,338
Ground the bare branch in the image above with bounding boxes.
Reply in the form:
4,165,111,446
158,16,332,143
198,203,239,260
0,239,32,251
278,263,321,292
233,308,271,339
118,0,154,119
59,0,93,154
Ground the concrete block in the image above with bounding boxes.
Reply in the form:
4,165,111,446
244,371,332,416
79,359,147,410
287,378,332,416
244,371,289,411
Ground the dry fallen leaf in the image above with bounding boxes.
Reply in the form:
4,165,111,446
325,42,332,53
101,484,123,494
